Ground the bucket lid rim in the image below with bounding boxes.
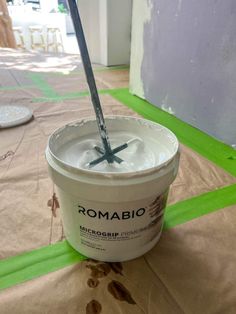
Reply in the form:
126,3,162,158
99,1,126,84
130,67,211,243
47,115,180,179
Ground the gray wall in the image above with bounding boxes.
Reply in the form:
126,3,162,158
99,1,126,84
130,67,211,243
131,0,236,146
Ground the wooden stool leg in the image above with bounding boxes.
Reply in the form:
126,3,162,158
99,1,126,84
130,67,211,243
0,0,16,48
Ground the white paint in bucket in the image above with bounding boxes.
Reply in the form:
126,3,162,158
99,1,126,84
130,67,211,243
46,116,180,262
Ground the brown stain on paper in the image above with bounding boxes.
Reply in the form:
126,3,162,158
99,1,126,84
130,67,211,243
48,191,61,244
109,262,123,275
86,262,123,289
47,192,60,217
85,261,132,312
87,258,99,263
108,280,136,305
86,261,123,277
0,150,14,161
86,263,111,278
86,300,102,314
87,278,99,288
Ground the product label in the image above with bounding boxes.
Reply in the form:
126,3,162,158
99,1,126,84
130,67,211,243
75,191,168,252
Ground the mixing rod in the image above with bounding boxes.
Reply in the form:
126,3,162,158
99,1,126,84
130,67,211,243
68,0,129,167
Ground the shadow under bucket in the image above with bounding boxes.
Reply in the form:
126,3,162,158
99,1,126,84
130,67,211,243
46,116,180,262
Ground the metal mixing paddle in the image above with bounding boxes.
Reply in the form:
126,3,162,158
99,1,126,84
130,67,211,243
68,0,128,167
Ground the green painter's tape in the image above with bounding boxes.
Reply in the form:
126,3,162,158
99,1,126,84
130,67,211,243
108,88,236,177
28,73,59,98
1,184,235,291
32,89,111,103
0,241,86,291
164,184,236,230
0,85,35,91
32,91,90,102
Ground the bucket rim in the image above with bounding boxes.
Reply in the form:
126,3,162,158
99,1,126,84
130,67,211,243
47,115,180,179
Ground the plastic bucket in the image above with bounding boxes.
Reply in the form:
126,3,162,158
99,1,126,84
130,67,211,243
46,116,180,262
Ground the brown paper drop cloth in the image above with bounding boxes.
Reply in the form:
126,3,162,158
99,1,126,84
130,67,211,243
1,90,235,259
0,49,236,314
1,205,235,314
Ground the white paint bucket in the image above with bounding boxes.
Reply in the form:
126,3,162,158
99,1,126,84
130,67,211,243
46,116,180,261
